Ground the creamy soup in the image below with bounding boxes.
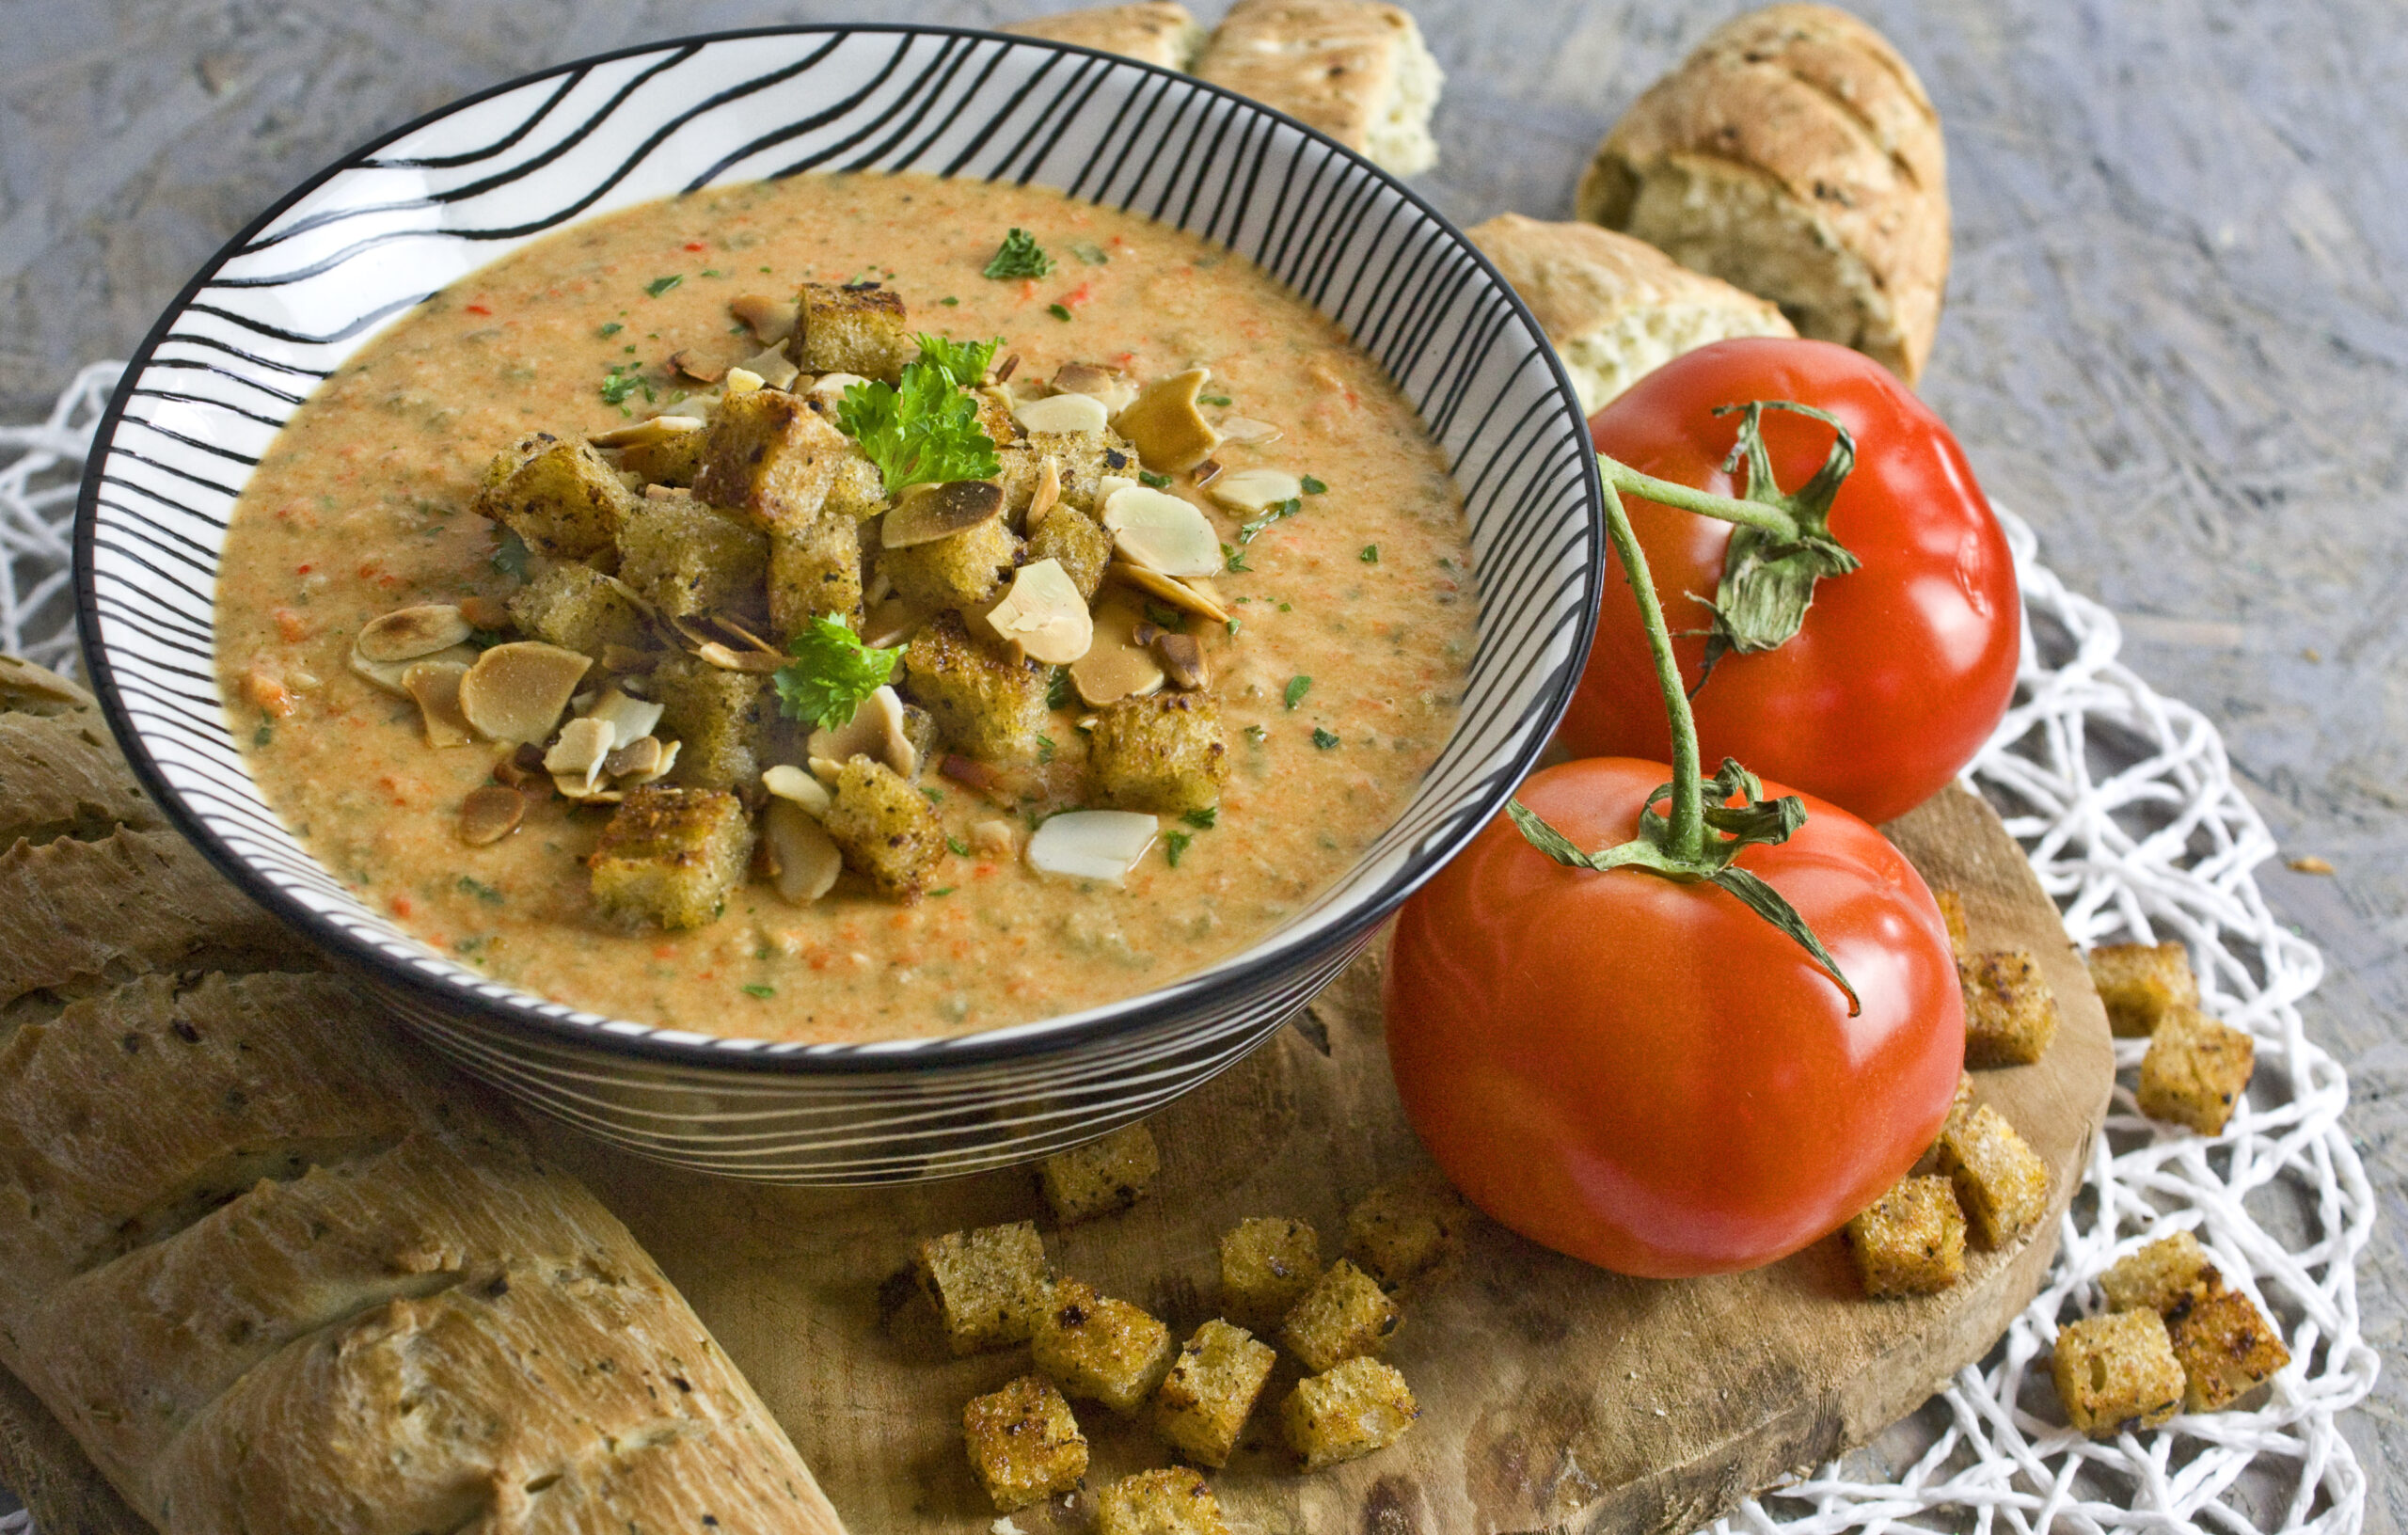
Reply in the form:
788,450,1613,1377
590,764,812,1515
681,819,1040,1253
215,173,1477,1043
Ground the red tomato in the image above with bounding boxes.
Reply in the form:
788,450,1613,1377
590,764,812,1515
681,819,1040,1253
1563,338,2019,826
1385,758,1964,1277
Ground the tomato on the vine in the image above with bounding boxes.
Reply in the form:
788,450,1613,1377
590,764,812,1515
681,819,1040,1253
1563,337,2019,826
1384,757,1964,1278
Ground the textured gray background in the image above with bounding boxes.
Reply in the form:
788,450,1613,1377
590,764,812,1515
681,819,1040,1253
3,0,2400,1527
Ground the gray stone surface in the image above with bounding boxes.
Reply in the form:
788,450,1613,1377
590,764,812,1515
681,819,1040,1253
0,0,2398,1527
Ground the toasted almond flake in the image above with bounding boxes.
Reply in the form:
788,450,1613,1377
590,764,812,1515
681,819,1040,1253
456,593,513,630
808,755,844,784
763,763,834,815
1154,633,1211,691
458,784,526,847
1108,561,1231,625
457,641,592,743
1191,458,1224,488
1026,455,1064,527
943,755,1005,793
806,685,917,778
1051,362,1137,414
764,799,844,904
971,818,1018,857
882,481,1005,549
551,773,622,803
1012,392,1110,435
724,368,765,396
731,293,796,345
1027,809,1159,886
807,372,868,402
1111,368,1220,471
403,660,475,748
590,415,705,449
711,613,781,654
544,716,615,791
1102,485,1221,578
993,352,1021,385
670,615,718,651
861,596,922,650
1208,467,1304,514
737,346,801,390
603,735,665,782
357,604,473,663
696,640,784,673
1069,598,1167,708
627,737,679,784
584,688,665,748
1215,415,1284,447
351,641,476,697
984,559,1094,665
1096,475,1140,505
667,350,724,384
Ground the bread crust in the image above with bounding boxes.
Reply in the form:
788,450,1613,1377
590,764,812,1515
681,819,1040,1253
1002,3,1206,71
1195,0,1441,175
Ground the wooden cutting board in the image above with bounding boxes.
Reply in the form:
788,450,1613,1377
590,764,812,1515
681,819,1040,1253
0,785,2112,1535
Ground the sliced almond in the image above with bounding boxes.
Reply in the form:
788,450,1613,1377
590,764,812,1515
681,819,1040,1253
724,368,765,396
599,642,656,673
1215,416,1284,447
590,414,705,449
806,685,917,778
603,734,664,782
737,346,802,391
1027,455,1064,527
1154,633,1211,691
457,641,592,743
1012,392,1110,436
764,799,844,904
1109,561,1230,625
494,742,548,790
731,293,796,346
807,372,868,403
457,784,526,847
552,774,623,803
1070,593,1168,708
763,763,834,816
809,755,844,785
1096,474,1139,504
1111,368,1220,472
667,350,725,385
357,604,473,663
403,660,475,748
1026,809,1159,886
696,641,785,673
984,559,1094,666
882,481,1006,549
351,641,476,697
544,716,615,794
1102,485,1221,578
862,596,923,651
1052,362,1138,414
584,688,665,749
970,818,1019,857
627,736,680,785
1191,459,1224,488
1207,467,1304,514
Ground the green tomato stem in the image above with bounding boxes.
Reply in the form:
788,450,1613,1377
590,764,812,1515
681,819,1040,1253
1597,458,1802,541
1598,477,1704,863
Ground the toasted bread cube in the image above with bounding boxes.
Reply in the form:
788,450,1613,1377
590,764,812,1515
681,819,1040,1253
588,786,753,930
1026,505,1115,600
1038,1122,1161,1225
1935,887,1972,958
1344,1169,1466,1290
1087,691,1228,815
882,517,1022,609
899,610,1053,768
822,754,948,899
1279,1258,1398,1374
1152,1320,1275,1468
2137,1005,2254,1135
1934,1103,2049,1248
2087,941,2199,1037
2166,1285,2289,1411
794,281,913,380
474,433,637,561
651,655,766,791
1959,948,2062,1068
1032,1277,1176,1415
1281,1357,1419,1470
615,422,706,487
1220,1216,1321,1331
916,1221,1050,1355
2052,1309,2186,1436
616,492,769,621
1000,429,1141,515
693,387,851,530
963,1374,1087,1512
1095,1467,1232,1535
1842,1175,1967,1297
506,562,651,662
2099,1231,2222,1316
768,512,864,641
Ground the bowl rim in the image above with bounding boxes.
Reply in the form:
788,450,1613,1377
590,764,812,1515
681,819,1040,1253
73,21,1605,1077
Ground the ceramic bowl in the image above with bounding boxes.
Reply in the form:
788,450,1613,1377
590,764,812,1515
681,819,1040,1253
75,24,1602,1183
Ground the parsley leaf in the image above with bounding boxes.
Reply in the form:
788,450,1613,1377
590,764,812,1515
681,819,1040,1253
984,229,1055,279
643,274,683,297
915,333,1002,388
947,835,972,857
489,530,531,580
1071,241,1111,265
457,876,505,906
599,363,643,406
742,983,776,998
1198,393,1233,407
1284,675,1312,709
596,322,624,338
772,616,903,730
1164,830,1193,866
1137,469,1173,489
1047,668,1071,709
1359,544,1380,562
1312,727,1340,750
1038,733,1056,764
1222,542,1251,573
835,361,1001,497
1301,474,1328,495
1237,497,1303,545
1182,807,1217,830
1048,303,1074,322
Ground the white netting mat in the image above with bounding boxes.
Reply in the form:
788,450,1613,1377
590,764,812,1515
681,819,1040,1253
0,368,2378,1534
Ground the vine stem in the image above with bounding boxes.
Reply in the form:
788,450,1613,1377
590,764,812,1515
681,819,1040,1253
1599,478,1704,862
1597,457,1801,540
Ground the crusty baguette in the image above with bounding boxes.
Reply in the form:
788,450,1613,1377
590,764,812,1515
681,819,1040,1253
1468,214,1797,413
1002,2,1207,71
1195,0,1443,176
1574,4,1948,384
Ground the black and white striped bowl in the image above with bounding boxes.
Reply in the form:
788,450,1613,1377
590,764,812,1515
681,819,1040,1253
75,25,1603,1184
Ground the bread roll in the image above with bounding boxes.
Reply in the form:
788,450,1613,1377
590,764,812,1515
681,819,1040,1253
1468,214,1796,414
1195,0,1443,176
1003,3,1207,71
1575,4,1947,384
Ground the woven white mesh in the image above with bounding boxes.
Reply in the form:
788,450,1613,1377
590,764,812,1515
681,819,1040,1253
0,369,2376,1533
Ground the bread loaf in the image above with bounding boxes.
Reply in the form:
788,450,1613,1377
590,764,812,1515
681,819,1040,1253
1002,3,1207,71
1194,0,1443,176
1468,214,1796,414
1574,4,1948,384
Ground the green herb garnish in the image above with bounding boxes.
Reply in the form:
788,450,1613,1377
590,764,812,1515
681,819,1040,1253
915,333,1003,388
1048,303,1074,323
597,322,624,338
835,361,1002,497
1222,543,1251,573
599,363,644,407
772,615,903,730
1138,468,1174,490
1199,393,1233,407
1237,497,1303,545
1301,474,1328,495
1143,601,1187,632
1284,675,1312,709
457,876,504,906
947,836,972,857
252,723,272,748
1071,241,1111,265
1311,728,1340,750
1164,831,1194,866
742,984,776,998
1359,544,1380,563
1047,668,1071,709
643,274,683,297
984,229,1055,279
1038,733,1057,764
1182,807,1217,830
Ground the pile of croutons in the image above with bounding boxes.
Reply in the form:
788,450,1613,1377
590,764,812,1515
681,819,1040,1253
917,1124,1456,1527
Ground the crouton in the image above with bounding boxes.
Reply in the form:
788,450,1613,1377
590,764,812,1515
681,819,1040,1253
1000,429,1141,515
799,397,889,519
1281,1357,1420,1470
1279,1258,1399,1374
915,1221,1051,1355
1152,1319,1276,1468
1027,505,1116,601
768,512,864,641
2137,1005,2254,1134
882,517,1022,609
2087,941,2198,1037
693,387,851,530
1086,691,1228,815
1959,948,2062,1068
2166,1285,2289,1411
474,433,637,561
2052,1308,2186,1436
1841,1175,1967,1297
1095,1467,1232,1535
650,654,767,791
1032,1277,1177,1415
1934,1103,2049,1248
963,1374,1087,1512
2099,1231,2222,1317
822,753,947,898
793,281,913,381
615,492,769,622
587,786,753,930
898,610,1053,768
615,422,706,487
1344,1169,1467,1290
505,562,652,662
1038,1122,1162,1225
1220,1217,1322,1332
1935,887,1971,958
